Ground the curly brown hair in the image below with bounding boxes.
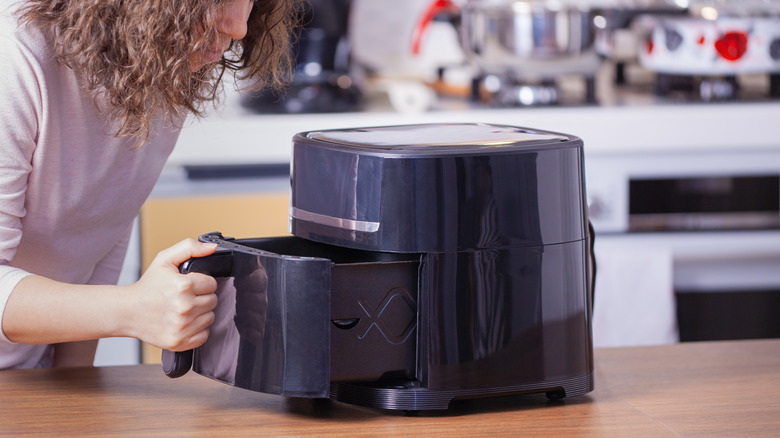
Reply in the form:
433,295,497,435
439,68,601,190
18,0,300,142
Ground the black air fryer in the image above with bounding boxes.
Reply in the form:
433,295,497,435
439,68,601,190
163,123,595,411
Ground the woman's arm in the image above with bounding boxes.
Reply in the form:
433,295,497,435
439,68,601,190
50,225,135,367
2,239,218,351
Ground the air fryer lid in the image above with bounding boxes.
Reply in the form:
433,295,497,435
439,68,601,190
290,123,587,252
305,123,568,152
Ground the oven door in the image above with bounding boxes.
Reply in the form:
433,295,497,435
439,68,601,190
592,229,780,346
674,234,780,341
588,147,780,345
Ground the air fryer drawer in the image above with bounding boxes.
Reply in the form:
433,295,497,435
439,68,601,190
180,233,420,397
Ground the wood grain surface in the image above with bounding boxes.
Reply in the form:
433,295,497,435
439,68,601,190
1,339,778,437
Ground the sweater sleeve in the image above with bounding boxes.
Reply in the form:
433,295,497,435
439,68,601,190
88,224,133,287
0,29,43,342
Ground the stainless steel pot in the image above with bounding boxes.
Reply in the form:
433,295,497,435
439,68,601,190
458,0,597,71
412,0,602,100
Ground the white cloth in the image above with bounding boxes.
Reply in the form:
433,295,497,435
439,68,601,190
0,1,181,368
592,238,679,347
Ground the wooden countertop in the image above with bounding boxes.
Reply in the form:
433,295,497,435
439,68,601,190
1,339,779,437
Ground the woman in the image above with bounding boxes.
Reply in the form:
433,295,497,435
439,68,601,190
0,0,298,369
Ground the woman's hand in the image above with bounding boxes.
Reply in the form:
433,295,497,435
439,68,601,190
2,238,219,358
127,238,219,351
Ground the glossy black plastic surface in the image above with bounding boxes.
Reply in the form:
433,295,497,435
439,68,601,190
419,241,593,391
161,349,193,378
290,123,586,252
188,236,332,398
186,234,423,396
184,231,593,410
162,251,235,379
176,123,594,410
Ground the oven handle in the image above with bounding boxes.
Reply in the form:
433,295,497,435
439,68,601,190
162,251,234,378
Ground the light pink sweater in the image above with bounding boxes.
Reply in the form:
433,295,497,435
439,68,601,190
0,1,181,368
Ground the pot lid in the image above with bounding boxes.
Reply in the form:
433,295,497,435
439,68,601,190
305,123,569,153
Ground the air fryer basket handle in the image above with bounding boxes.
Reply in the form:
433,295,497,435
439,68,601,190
161,349,194,378
162,251,233,378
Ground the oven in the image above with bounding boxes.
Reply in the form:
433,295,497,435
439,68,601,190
587,146,780,345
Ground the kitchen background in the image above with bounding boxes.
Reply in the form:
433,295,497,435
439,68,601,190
95,0,780,365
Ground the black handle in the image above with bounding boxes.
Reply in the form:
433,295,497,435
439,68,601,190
179,251,234,278
161,349,194,378
161,251,234,378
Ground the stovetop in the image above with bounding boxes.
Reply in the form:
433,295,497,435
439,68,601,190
446,61,779,109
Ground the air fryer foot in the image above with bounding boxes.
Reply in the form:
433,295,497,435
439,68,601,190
545,389,566,400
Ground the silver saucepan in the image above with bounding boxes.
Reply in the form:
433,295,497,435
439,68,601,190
414,0,602,78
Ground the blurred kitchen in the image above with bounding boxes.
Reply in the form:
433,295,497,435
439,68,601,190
97,0,780,365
